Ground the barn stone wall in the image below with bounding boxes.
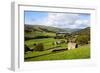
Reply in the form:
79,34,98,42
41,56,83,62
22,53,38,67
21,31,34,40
68,42,77,50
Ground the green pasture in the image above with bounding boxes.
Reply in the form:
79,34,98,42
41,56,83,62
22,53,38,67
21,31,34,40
24,43,90,61
25,38,67,50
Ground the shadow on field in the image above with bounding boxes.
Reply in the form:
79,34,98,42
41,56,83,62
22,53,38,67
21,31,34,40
24,49,66,60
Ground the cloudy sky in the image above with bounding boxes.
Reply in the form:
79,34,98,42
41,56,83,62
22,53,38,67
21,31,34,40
24,11,90,29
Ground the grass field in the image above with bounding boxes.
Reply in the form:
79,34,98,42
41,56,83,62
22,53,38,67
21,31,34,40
25,38,67,50
24,44,90,62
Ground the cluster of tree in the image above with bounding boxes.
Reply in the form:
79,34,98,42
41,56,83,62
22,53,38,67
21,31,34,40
34,43,44,51
25,43,44,53
76,34,90,45
69,27,90,45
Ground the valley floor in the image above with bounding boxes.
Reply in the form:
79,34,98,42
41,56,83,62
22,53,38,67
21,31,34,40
24,44,90,62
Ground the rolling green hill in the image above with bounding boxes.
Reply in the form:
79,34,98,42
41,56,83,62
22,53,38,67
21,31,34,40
24,24,81,40
24,24,80,33
24,24,90,41
72,27,90,35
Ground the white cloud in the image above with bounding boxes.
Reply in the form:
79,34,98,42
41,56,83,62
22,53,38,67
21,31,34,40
74,19,90,28
41,13,90,29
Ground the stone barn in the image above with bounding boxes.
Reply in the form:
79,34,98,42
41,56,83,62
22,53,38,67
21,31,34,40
67,38,78,50
68,42,78,50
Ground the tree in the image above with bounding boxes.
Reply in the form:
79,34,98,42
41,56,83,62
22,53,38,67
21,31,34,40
34,43,44,51
76,35,89,45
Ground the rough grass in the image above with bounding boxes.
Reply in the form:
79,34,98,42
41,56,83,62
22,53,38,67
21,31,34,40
24,44,90,62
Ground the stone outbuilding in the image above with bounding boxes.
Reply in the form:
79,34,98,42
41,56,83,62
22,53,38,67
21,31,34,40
67,38,78,50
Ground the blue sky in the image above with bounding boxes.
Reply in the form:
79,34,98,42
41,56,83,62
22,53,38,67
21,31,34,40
24,11,48,24
24,11,90,29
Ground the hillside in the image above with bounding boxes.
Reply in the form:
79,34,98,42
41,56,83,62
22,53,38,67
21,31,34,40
24,24,80,33
71,27,90,45
24,24,90,41
72,27,90,35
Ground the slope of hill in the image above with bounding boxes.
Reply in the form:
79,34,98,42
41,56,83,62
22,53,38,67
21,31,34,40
72,27,90,35
24,24,80,33
71,27,90,45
